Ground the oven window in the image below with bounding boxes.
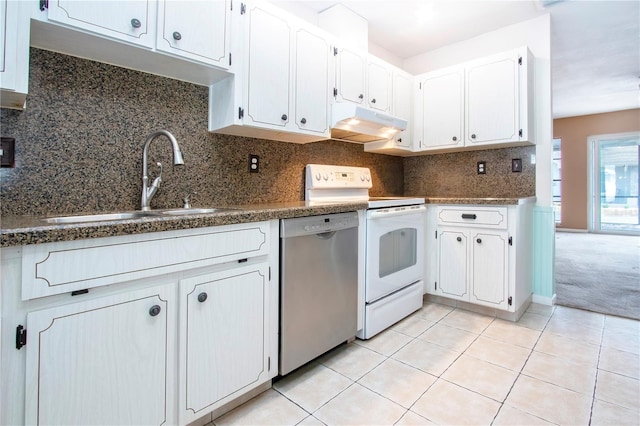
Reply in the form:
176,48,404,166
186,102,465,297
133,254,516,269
379,228,417,278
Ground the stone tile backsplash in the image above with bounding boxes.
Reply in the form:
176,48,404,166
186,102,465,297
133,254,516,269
0,49,403,216
0,49,534,217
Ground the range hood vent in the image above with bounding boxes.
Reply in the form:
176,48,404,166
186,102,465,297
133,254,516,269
330,103,407,143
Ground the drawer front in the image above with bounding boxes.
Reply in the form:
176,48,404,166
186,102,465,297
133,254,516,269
21,222,270,300
437,206,508,229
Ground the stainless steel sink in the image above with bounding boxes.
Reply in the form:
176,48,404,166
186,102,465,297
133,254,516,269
155,208,236,215
42,212,153,224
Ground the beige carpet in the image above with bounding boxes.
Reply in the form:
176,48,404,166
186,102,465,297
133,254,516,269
555,232,640,320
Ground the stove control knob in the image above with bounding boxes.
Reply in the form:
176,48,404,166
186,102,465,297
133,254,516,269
315,173,321,181
365,175,371,182
323,173,329,181
304,225,310,231
360,174,365,181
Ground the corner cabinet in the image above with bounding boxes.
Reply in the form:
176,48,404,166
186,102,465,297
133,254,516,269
415,46,535,153
425,201,534,318
209,0,331,143
1,220,279,426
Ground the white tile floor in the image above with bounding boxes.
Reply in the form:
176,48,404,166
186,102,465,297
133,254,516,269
212,302,640,425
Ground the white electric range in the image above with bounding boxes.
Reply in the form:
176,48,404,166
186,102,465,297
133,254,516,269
305,164,426,339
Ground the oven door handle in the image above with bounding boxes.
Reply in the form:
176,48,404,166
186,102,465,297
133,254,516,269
368,205,426,219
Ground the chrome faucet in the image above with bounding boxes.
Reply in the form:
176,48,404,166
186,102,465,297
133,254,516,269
141,130,184,211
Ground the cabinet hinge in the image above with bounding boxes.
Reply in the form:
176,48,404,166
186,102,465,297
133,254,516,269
230,0,233,11
508,296,513,306
519,129,523,138
16,325,27,350
435,282,438,290
268,356,271,371
333,88,337,97
240,2,246,14
518,56,522,65
435,230,437,239
238,107,244,119
269,267,271,281
229,52,232,66
39,0,48,11
419,82,422,90
333,47,338,56
508,236,513,246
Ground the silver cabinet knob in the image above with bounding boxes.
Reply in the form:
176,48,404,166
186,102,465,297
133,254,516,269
456,236,462,242
452,136,457,141
300,118,307,124
131,18,142,29
371,98,376,103
281,114,288,121
172,31,181,40
471,134,477,139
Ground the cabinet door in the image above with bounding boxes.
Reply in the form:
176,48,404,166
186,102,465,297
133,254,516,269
24,284,175,425
294,27,330,135
437,229,468,301
179,263,270,424
367,59,391,112
471,232,509,309
465,52,519,145
244,4,291,128
419,68,464,150
157,0,230,68
335,46,366,104
392,71,412,148
46,0,155,48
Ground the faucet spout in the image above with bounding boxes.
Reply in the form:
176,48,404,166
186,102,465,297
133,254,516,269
141,130,184,211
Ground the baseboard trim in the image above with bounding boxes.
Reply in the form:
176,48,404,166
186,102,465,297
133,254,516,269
556,228,588,233
532,293,557,306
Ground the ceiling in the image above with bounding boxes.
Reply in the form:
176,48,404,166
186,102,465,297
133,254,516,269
274,0,640,119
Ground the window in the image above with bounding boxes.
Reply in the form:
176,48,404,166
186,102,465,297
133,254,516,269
552,138,562,223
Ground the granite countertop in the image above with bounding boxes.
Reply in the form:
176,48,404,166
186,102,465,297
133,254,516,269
0,197,536,248
0,201,368,248
423,196,536,205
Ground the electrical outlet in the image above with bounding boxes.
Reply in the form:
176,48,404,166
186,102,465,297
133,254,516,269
477,161,486,175
512,158,523,173
248,154,259,173
0,137,15,168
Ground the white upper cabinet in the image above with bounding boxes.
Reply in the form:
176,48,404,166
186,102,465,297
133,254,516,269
466,51,519,146
244,2,291,129
367,57,391,112
46,0,156,48
415,46,535,153
294,27,330,135
156,0,230,68
416,66,464,151
209,0,330,143
391,70,413,148
334,46,366,104
0,0,29,109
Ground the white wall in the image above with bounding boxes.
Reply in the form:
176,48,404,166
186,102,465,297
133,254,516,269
404,14,553,207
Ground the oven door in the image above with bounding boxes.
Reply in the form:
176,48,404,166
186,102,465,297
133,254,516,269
365,205,426,303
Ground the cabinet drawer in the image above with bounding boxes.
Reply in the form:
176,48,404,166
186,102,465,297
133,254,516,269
21,222,270,300
437,206,507,229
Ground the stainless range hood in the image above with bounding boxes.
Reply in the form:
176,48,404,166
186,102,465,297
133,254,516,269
330,103,407,143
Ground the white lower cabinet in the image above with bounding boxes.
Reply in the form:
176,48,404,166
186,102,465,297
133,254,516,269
24,284,176,426
427,202,533,315
0,220,279,426
179,262,272,424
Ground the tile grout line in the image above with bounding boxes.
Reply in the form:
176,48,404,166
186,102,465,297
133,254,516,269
489,305,555,425
587,326,606,426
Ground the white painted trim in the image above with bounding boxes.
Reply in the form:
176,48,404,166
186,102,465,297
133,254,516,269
555,228,588,233
532,293,556,306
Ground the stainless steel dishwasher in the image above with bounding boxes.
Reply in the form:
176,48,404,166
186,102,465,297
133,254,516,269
279,212,359,375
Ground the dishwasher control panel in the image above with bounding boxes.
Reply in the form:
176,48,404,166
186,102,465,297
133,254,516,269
280,212,359,238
